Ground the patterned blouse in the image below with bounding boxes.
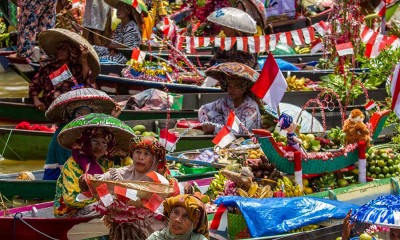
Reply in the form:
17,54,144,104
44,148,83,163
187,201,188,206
198,96,261,134
54,157,132,217
29,62,94,109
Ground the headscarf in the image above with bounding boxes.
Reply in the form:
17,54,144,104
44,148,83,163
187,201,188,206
72,127,116,174
55,41,81,64
163,195,209,239
130,136,166,163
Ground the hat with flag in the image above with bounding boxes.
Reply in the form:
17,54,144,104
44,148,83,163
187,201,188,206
38,29,100,77
205,62,259,92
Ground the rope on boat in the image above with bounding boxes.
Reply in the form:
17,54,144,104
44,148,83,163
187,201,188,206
0,129,13,161
13,212,59,240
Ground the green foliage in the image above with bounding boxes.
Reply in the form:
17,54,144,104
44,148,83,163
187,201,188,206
319,74,364,103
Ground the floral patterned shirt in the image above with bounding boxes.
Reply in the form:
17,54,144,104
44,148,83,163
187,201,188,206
198,96,261,134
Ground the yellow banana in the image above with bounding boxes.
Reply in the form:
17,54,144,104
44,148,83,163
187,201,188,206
237,188,249,197
248,182,259,197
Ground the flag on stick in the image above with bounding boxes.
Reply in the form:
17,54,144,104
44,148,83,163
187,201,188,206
226,110,241,133
49,64,73,86
336,42,354,56
212,126,236,148
159,129,178,152
131,48,146,63
251,53,287,110
391,62,400,118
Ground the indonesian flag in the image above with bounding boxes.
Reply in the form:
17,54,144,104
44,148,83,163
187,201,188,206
159,129,178,152
145,171,170,185
212,126,236,148
336,42,354,56
49,64,73,86
374,0,386,17
251,53,287,110
365,100,376,111
96,183,114,207
159,18,176,39
226,110,241,133
210,204,228,231
391,62,400,118
114,185,139,201
131,0,142,14
310,38,323,54
131,48,146,63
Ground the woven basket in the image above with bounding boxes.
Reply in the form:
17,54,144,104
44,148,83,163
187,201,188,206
89,179,173,204
227,212,251,239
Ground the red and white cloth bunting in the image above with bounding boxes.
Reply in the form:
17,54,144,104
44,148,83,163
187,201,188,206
96,183,114,207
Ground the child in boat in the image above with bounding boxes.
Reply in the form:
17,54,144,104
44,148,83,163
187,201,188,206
54,116,133,218
81,136,184,240
147,194,209,240
93,0,146,64
198,62,262,134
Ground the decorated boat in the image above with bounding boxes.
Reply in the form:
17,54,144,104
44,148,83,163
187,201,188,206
253,110,391,175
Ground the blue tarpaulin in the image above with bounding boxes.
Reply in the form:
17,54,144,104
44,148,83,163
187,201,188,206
214,196,359,237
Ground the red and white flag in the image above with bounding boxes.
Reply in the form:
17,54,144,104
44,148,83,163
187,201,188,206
145,171,170,185
143,193,164,213
310,38,323,54
212,126,236,148
365,100,376,111
131,48,146,63
391,62,400,118
336,42,354,56
251,53,287,110
49,64,73,86
96,183,114,207
114,185,139,201
159,18,176,39
210,204,228,231
131,0,142,14
226,110,241,133
159,129,178,152
374,0,386,17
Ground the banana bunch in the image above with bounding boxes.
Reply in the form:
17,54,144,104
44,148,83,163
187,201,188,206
285,75,310,91
209,172,227,196
237,182,274,198
294,46,311,54
275,176,304,197
289,224,320,233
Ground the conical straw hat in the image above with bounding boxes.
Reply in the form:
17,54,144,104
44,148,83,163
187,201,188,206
38,28,100,77
45,88,118,122
58,113,135,151
207,7,257,34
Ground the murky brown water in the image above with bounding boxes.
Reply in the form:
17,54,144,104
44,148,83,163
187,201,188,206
0,70,44,174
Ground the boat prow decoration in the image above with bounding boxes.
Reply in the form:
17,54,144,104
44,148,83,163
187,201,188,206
253,110,391,175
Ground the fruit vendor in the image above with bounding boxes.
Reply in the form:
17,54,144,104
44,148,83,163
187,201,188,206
54,118,133,218
93,0,146,64
198,62,262,134
147,194,209,240
80,136,185,240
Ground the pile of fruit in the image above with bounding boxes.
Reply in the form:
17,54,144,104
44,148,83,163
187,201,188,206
285,75,312,91
248,156,282,181
131,124,158,137
366,147,400,179
274,176,304,197
293,46,311,54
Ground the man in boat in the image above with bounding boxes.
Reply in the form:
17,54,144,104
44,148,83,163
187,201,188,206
198,62,262,134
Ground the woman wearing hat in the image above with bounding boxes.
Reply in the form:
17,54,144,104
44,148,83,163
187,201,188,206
147,194,209,240
80,136,184,239
29,28,100,111
54,113,134,217
206,7,259,69
43,88,122,180
198,62,262,134
93,0,147,64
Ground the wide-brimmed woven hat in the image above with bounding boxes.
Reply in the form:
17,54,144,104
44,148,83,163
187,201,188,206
58,113,135,151
207,7,257,34
38,28,100,77
45,88,118,122
205,62,259,91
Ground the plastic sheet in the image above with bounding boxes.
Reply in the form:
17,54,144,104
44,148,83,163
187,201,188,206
214,196,359,237
258,58,299,70
124,89,172,110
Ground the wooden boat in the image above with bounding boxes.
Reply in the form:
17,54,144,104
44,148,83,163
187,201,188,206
0,170,216,200
253,110,391,175
0,118,219,160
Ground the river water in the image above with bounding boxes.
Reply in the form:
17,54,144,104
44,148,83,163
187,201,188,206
0,70,44,174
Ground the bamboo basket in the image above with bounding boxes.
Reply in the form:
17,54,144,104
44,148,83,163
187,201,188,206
89,179,173,205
